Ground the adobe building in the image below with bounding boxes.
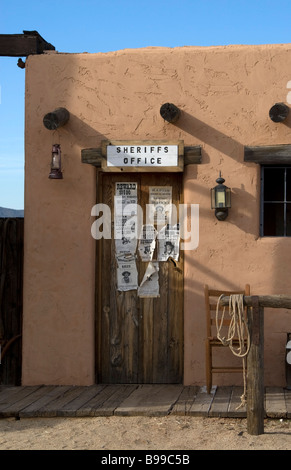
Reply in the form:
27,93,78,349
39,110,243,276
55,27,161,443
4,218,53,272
22,44,291,388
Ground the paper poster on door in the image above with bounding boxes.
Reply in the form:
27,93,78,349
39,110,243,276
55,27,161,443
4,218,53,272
114,182,138,255
138,261,159,298
116,256,138,291
138,224,157,261
158,224,180,261
149,186,172,224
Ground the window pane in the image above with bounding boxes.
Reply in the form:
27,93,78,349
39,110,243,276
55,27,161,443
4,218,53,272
263,203,284,236
264,167,284,201
286,204,291,236
286,169,291,201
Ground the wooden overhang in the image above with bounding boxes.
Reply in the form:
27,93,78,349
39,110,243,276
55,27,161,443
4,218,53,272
244,144,291,164
82,145,202,169
0,30,55,57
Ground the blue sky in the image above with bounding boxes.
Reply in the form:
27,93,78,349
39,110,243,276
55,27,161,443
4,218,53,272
1,0,291,209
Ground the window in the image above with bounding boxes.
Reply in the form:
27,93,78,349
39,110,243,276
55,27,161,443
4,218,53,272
261,165,291,236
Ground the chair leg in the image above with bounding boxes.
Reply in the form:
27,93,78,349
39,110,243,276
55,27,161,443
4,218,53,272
205,340,212,394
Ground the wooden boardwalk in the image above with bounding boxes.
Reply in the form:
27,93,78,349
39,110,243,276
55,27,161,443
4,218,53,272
0,384,290,419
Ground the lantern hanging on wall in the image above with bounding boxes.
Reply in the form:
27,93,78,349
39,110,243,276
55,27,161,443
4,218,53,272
49,144,63,179
211,172,231,221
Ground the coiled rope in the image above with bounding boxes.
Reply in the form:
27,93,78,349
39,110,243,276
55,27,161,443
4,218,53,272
216,294,250,409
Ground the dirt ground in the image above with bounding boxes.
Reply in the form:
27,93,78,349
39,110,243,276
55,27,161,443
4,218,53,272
0,415,290,451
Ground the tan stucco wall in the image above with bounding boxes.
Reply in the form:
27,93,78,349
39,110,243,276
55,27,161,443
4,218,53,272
23,44,291,386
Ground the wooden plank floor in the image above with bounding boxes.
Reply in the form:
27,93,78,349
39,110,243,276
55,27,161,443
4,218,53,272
0,384,290,419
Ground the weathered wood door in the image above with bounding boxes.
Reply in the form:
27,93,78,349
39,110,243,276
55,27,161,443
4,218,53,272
96,172,183,384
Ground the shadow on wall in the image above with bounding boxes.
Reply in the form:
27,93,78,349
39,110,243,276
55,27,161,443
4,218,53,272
170,109,260,237
174,110,244,163
64,113,106,151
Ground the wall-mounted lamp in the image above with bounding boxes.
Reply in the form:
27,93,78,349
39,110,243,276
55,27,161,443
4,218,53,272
49,144,63,179
211,172,231,221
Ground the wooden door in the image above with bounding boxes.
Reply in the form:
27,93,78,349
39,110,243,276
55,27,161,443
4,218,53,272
96,172,183,384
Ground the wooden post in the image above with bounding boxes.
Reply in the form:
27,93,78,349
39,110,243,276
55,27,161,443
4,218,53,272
160,103,181,123
247,297,264,435
43,107,70,130
286,332,291,390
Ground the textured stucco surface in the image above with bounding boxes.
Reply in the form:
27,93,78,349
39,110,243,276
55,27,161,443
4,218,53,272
23,44,291,386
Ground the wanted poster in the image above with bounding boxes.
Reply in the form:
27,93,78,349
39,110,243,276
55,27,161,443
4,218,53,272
158,224,180,262
138,262,159,298
138,224,157,262
149,186,172,224
116,256,138,291
114,182,138,255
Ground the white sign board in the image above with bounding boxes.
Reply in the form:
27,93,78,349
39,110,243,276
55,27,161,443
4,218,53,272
107,144,178,168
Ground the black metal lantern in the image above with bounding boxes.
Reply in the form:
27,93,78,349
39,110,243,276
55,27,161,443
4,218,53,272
49,144,63,179
211,172,231,220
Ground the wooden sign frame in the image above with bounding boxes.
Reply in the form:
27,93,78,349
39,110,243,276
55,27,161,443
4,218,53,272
101,140,184,172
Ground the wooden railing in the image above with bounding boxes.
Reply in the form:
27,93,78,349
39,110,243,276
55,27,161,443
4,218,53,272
220,294,291,435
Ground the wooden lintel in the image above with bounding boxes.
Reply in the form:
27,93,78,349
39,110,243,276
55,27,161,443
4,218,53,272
244,144,291,164
184,146,202,164
81,145,202,168
81,148,104,167
0,30,55,57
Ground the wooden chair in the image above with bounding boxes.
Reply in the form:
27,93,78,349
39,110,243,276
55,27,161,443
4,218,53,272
205,284,250,394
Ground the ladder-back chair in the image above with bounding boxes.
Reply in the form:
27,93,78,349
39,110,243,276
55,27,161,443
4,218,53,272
204,284,250,394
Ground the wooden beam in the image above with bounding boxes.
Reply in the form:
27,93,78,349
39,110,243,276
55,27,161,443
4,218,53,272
269,103,289,122
0,30,55,57
244,144,291,164
43,108,70,130
81,145,202,167
220,294,291,309
160,103,181,123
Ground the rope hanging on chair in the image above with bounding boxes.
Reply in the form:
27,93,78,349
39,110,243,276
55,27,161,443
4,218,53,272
216,294,250,409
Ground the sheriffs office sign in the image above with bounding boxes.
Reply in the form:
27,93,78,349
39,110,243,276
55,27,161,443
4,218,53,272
101,140,184,172
107,144,178,167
